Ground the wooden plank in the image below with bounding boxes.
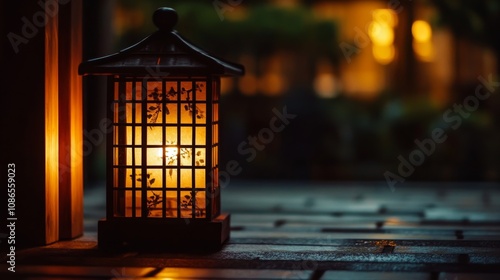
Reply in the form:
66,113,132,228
156,268,312,279
3,183,500,278
16,265,156,278
44,0,60,245
57,0,83,240
438,272,500,280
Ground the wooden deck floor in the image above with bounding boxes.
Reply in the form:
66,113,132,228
2,181,500,279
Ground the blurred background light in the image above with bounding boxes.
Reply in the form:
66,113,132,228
372,44,396,65
369,21,394,46
82,0,500,185
412,20,432,43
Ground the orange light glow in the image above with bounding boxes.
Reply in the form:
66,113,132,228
45,7,59,244
162,147,178,160
412,20,432,43
259,73,286,96
69,0,84,237
375,240,397,247
372,45,395,65
313,73,338,98
117,81,209,219
413,40,434,62
368,21,394,46
412,20,434,62
369,9,396,65
238,74,258,96
220,78,234,95
372,9,397,27
385,217,402,225
114,5,146,37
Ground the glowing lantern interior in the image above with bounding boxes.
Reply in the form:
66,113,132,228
111,78,219,219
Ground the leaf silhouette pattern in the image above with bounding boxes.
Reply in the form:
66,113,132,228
146,83,205,127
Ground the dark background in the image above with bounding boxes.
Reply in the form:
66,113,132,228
82,0,500,187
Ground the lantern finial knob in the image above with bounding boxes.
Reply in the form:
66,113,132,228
153,7,178,31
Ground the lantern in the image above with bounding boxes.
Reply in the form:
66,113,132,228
79,7,244,250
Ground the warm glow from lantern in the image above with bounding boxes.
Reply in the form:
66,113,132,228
81,6,237,249
412,20,432,43
114,80,210,219
163,147,178,159
68,2,84,237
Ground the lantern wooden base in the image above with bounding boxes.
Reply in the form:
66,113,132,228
97,213,230,251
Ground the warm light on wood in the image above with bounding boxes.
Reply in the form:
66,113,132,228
45,7,59,244
69,1,84,238
58,0,84,240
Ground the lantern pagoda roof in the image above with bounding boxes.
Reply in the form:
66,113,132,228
79,8,244,77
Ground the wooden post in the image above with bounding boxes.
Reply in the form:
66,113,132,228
58,0,83,240
2,0,83,247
